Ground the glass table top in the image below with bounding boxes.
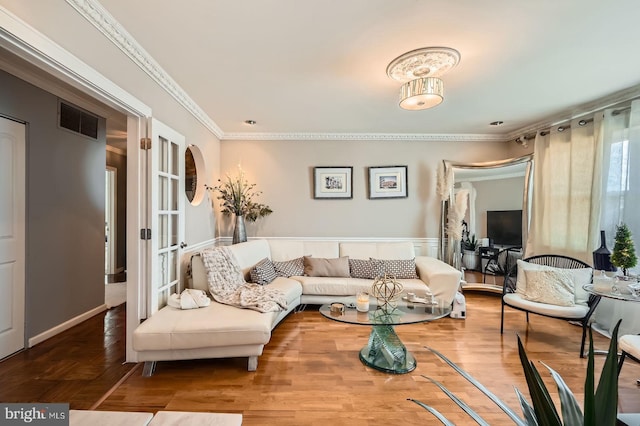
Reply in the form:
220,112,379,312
319,300,451,326
583,283,640,303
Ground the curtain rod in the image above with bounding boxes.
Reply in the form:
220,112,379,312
612,106,631,116
515,117,594,142
513,96,639,145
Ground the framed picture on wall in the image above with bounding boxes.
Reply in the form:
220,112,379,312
313,167,353,199
368,165,408,199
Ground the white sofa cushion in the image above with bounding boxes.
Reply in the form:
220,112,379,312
265,277,303,306
503,293,589,318
227,239,272,279
133,302,274,352
267,240,339,261
296,276,429,297
339,242,415,260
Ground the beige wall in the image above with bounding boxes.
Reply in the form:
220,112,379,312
220,138,527,239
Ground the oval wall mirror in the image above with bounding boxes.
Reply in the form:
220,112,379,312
185,144,206,206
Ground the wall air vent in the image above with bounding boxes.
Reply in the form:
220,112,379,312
59,101,99,139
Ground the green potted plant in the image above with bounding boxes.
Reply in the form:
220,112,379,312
461,233,479,271
206,167,272,244
611,223,638,277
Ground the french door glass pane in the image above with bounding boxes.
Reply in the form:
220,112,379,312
160,137,168,173
159,176,168,210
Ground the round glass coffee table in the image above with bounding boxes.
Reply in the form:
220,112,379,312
319,301,451,374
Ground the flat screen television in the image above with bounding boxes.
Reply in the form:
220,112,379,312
487,210,522,247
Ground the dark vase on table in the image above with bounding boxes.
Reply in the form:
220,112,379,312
593,230,616,272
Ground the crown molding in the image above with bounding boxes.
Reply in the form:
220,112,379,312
62,0,508,144
65,0,224,139
220,131,506,142
65,0,640,145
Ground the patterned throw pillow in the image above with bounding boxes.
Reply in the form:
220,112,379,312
249,258,277,285
349,259,376,279
370,258,418,279
272,257,305,277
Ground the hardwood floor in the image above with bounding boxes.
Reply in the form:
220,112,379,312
1,293,639,425
0,304,133,409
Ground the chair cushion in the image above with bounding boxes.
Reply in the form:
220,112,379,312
620,334,640,359
503,293,589,319
523,269,575,306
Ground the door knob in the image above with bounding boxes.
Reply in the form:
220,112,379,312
180,242,187,249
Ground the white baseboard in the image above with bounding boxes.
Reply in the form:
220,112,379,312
28,304,107,348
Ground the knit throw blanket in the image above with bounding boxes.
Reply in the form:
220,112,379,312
201,247,287,313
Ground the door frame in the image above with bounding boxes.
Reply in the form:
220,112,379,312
0,8,152,362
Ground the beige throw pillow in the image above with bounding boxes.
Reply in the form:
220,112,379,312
523,269,575,306
303,256,350,277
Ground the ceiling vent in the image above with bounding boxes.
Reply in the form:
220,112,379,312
59,101,99,139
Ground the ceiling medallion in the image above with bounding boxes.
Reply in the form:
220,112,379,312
387,47,460,110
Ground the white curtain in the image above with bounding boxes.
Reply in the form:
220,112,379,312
526,116,603,264
593,99,640,337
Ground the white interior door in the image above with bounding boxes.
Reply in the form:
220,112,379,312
148,119,185,314
0,116,26,359
105,167,117,276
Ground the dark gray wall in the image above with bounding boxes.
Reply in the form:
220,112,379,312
0,69,106,340
106,150,127,272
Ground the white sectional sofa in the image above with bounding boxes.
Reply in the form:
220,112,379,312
133,239,461,376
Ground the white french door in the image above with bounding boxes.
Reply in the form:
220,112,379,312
148,119,185,314
0,116,25,359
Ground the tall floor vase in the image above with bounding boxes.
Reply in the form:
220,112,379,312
232,214,247,244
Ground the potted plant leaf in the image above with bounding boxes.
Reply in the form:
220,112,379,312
410,320,622,425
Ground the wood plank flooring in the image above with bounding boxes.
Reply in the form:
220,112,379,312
0,304,132,409
1,293,639,425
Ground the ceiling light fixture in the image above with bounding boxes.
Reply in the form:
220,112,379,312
386,47,460,111
244,120,256,125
